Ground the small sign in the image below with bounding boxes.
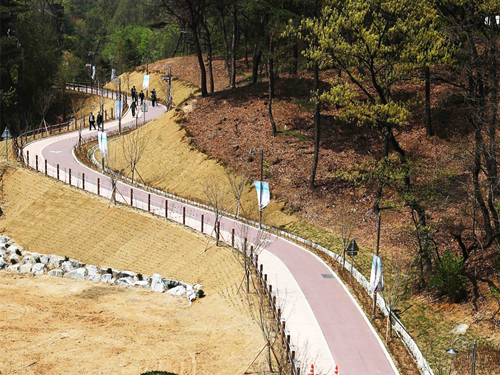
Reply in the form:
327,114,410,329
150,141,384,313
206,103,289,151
2,128,12,140
86,64,92,68
346,239,359,256
162,75,169,82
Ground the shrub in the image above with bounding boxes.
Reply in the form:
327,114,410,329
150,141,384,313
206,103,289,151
197,289,205,298
430,250,467,302
15,249,22,256
137,273,143,281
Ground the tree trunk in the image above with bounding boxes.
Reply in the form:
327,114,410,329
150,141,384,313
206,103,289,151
425,65,433,137
191,24,208,97
244,19,249,68
252,45,261,84
202,17,214,93
219,8,230,76
292,39,298,76
309,63,321,189
230,1,238,89
268,34,277,136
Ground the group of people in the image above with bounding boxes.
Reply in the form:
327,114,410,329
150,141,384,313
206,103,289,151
88,111,104,131
130,86,158,116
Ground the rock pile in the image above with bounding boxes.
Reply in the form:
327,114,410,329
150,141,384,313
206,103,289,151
0,235,203,304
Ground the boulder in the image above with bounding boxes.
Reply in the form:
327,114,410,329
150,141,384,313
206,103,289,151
70,259,85,268
118,271,136,279
9,255,20,265
193,284,203,292
40,256,50,265
64,267,88,281
20,264,32,273
48,269,63,277
100,268,118,277
21,250,32,257
151,274,166,293
134,280,150,288
88,271,101,282
86,265,99,274
61,261,73,272
8,264,20,272
166,285,186,296
49,255,64,268
22,256,36,265
116,277,134,286
101,274,113,283
186,285,197,302
0,249,6,258
0,258,6,269
0,235,10,244
163,278,179,289
32,263,46,275
7,245,19,254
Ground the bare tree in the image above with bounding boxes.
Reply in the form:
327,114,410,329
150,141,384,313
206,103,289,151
226,168,249,218
203,175,226,246
336,199,357,269
121,127,148,183
33,89,55,132
71,98,85,147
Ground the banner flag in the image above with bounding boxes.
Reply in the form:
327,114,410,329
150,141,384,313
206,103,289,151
254,181,270,209
92,65,96,80
97,131,103,151
101,132,108,157
111,69,116,81
369,255,384,293
143,74,150,90
115,100,123,120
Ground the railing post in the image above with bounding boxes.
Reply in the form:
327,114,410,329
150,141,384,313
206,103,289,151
57,164,59,180
97,178,100,195
27,151,29,166
165,200,168,218
148,194,151,212
264,274,267,283
69,168,71,186
111,108,113,118
201,214,204,233
232,228,235,247
216,221,220,243
130,188,133,206
82,173,85,190
35,155,38,171
45,160,47,176
183,207,186,225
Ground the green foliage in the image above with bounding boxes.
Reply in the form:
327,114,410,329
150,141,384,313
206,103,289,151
430,250,467,302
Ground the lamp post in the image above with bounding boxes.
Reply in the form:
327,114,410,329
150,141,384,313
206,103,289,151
2,128,12,161
446,336,477,375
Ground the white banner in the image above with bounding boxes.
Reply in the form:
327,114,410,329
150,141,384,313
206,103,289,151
254,181,270,209
98,131,108,158
115,100,123,120
143,74,150,90
369,254,384,293
92,65,96,80
111,69,116,81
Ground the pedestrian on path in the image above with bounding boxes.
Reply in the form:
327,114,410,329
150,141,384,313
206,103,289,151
131,86,137,103
97,111,103,131
131,101,137,117
139,90,145,105
89,112,96,130
151,88,157,107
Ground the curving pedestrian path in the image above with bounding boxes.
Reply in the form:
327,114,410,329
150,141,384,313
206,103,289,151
23,88,399,375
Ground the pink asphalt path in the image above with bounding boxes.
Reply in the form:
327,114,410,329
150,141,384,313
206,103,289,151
24,92,399,375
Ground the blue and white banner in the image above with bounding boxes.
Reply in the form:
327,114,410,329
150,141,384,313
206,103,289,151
369,254,384,293
115,100,123,120
92,65,96,80
111,69,116,81
254,181,270,209
98,131,108,158
143,74,150,90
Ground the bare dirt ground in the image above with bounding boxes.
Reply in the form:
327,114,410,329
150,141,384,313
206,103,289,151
0,167,265,375
0,272,261,375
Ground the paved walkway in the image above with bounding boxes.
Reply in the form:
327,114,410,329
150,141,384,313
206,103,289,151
23,91,399,375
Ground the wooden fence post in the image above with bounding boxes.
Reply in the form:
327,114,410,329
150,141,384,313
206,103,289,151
57,164,59,180
165,200,168,218
97,178,100,195
82,173,85,190
232,228,235,247
35,155,38,171
45,160,47,176
130,188,133,206
148,194,151,212
69,168,71,186
27,151,29,166
201,214,204,233
183,207,186,225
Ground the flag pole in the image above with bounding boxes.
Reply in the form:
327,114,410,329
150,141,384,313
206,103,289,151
259,149,264,229
372,210,382,319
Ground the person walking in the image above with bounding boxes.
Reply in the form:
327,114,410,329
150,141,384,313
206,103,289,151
139,90,145,105
89,112,96,130
151,88,157,107
97,111,103,131
131,86,137,103
131,101,137,117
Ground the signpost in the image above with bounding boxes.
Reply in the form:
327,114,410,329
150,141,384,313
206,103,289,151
346,238,359,281
2,128,12,161
142,102,148,124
